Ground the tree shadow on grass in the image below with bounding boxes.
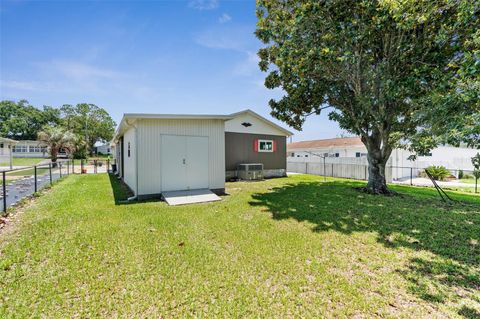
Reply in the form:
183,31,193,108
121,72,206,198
249,180,480,313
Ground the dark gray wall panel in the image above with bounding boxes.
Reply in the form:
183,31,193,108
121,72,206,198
225,132,286,170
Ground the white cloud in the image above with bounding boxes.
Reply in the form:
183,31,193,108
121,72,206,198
37,60,122,81
0,80,49,92
218,13,231,23
188,0,218,10
194,26,253,51
233,51,260,76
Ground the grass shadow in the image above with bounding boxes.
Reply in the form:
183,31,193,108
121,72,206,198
108,173,163,205
249,180,480,308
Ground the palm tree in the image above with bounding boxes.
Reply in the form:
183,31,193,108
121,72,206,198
37,126,77,164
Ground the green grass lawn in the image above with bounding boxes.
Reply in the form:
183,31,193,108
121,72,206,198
0,174,479,318
0,157,47,167
459,177,478,185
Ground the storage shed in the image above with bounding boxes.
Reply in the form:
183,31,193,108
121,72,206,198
112,113,233,199
112,110,293,199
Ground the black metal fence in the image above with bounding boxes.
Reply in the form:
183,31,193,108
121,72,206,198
1,159,111,214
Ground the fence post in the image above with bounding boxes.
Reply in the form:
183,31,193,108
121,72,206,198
49,163,52,185
72,159,74,174
67,161,69,175
107,159,110,172
2,171,6,214
364,165,367,180
323,157,326,182
81,159,84,174
331,163,334,177
34,165,37,193
410,168,413,186
94,160,97,174
305,162,308,174
59,163,62,178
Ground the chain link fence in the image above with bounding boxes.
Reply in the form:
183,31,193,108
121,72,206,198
1,159,111,214
287,161,478,193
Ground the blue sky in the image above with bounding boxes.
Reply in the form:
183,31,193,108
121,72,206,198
0,0,344,141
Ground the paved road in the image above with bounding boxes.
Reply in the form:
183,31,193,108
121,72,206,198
1,171,63,211
393,177,476,188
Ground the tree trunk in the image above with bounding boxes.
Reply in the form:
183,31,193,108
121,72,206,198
365,153,390,194
362,133,393,195
50,148,58,167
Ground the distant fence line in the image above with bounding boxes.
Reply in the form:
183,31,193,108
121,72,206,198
287,160,477,190
287,161,392,182
288,158,476,181
1,159,110,214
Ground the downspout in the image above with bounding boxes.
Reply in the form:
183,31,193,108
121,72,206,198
135,120,139,199
124,119,138,201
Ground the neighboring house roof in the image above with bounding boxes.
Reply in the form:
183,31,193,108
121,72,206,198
8,139,45,145
228,109,294,137
288,137,363,150
0,137,18,144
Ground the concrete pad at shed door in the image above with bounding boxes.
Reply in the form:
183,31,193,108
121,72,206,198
162,189,221,206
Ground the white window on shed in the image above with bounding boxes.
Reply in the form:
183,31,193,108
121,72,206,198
258,140,273,152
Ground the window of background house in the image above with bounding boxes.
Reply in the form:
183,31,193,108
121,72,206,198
13,145,27,153
305,155,308,157
0,143,3,149
356,152,361,158
335,153,339,157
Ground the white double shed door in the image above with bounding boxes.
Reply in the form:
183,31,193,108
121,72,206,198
160,135,209,192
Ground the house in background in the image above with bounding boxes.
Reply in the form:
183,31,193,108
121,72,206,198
288,137,367,159
0,137,18,169
94,143,112,155
11,140,48,158
111,109,292,199
288,137,480,176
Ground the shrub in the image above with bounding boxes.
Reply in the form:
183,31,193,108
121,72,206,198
458,170,464,179
425,166,450,181
462,173,474,179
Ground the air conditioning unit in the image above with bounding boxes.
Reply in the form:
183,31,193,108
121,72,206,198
237,163,264,180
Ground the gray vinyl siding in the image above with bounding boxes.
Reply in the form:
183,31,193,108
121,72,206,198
225,132,286,170
136,119,225,196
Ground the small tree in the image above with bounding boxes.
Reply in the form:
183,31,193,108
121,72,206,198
472,153,480,194
425,166,450,181
60,103,116,156
37,126,77,164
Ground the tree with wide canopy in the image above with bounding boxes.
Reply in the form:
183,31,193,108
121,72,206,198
256,0,479,194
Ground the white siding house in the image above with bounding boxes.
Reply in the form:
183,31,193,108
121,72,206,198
94,143,112,155
0,137,18,169
288,137,480,180
12,140,48,158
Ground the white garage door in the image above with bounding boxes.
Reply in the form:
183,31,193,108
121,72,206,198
161,135,209,192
